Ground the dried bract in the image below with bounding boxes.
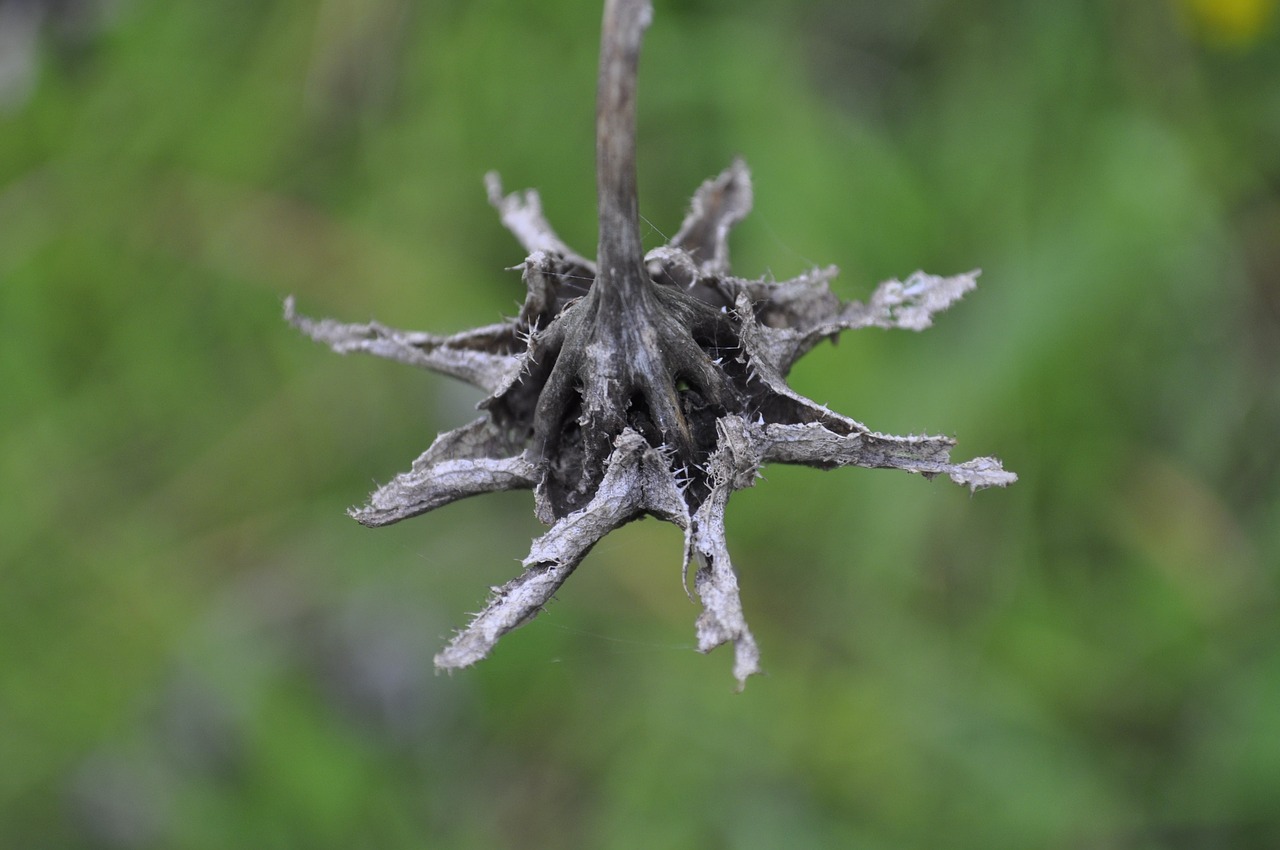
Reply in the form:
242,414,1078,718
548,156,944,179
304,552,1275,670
287,0,1014,688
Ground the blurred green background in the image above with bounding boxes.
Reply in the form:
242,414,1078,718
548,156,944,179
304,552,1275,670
2,0,1279,847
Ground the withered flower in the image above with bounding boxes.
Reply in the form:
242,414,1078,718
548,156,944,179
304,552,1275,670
287,0,1014,688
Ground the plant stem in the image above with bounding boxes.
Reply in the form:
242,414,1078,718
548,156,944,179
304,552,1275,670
594,0,653,313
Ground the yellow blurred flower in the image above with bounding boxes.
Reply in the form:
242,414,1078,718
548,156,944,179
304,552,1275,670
1178,0,1277,46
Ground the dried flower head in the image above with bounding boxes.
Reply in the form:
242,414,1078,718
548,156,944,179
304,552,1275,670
287,0,1014,689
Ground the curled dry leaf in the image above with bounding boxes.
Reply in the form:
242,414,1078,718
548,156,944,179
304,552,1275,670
287,0,1014,689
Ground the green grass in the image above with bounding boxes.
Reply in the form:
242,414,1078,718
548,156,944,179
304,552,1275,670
2,0,1278,846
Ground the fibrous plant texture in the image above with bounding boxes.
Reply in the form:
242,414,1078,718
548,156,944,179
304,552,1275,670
287,0,1015,689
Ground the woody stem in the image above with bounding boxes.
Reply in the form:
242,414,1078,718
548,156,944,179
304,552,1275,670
593,0,653,316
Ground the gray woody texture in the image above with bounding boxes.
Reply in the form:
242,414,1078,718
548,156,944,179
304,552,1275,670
286,0,1015,689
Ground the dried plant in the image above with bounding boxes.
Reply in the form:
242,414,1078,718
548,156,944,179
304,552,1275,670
286,0,1015,688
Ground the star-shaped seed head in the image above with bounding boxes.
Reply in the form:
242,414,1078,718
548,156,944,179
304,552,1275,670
286,0,1014,689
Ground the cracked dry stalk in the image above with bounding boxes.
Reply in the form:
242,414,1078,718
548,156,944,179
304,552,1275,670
286,0,1016,689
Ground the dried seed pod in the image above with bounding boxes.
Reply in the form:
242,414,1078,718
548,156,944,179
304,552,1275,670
288,0,1015,689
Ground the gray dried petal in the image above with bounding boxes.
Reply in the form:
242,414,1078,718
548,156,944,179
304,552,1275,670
350,418,534,528
284,296,522,394
669,158,753,276
435,429,684,670
687,418,766,688
486,172,595,273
